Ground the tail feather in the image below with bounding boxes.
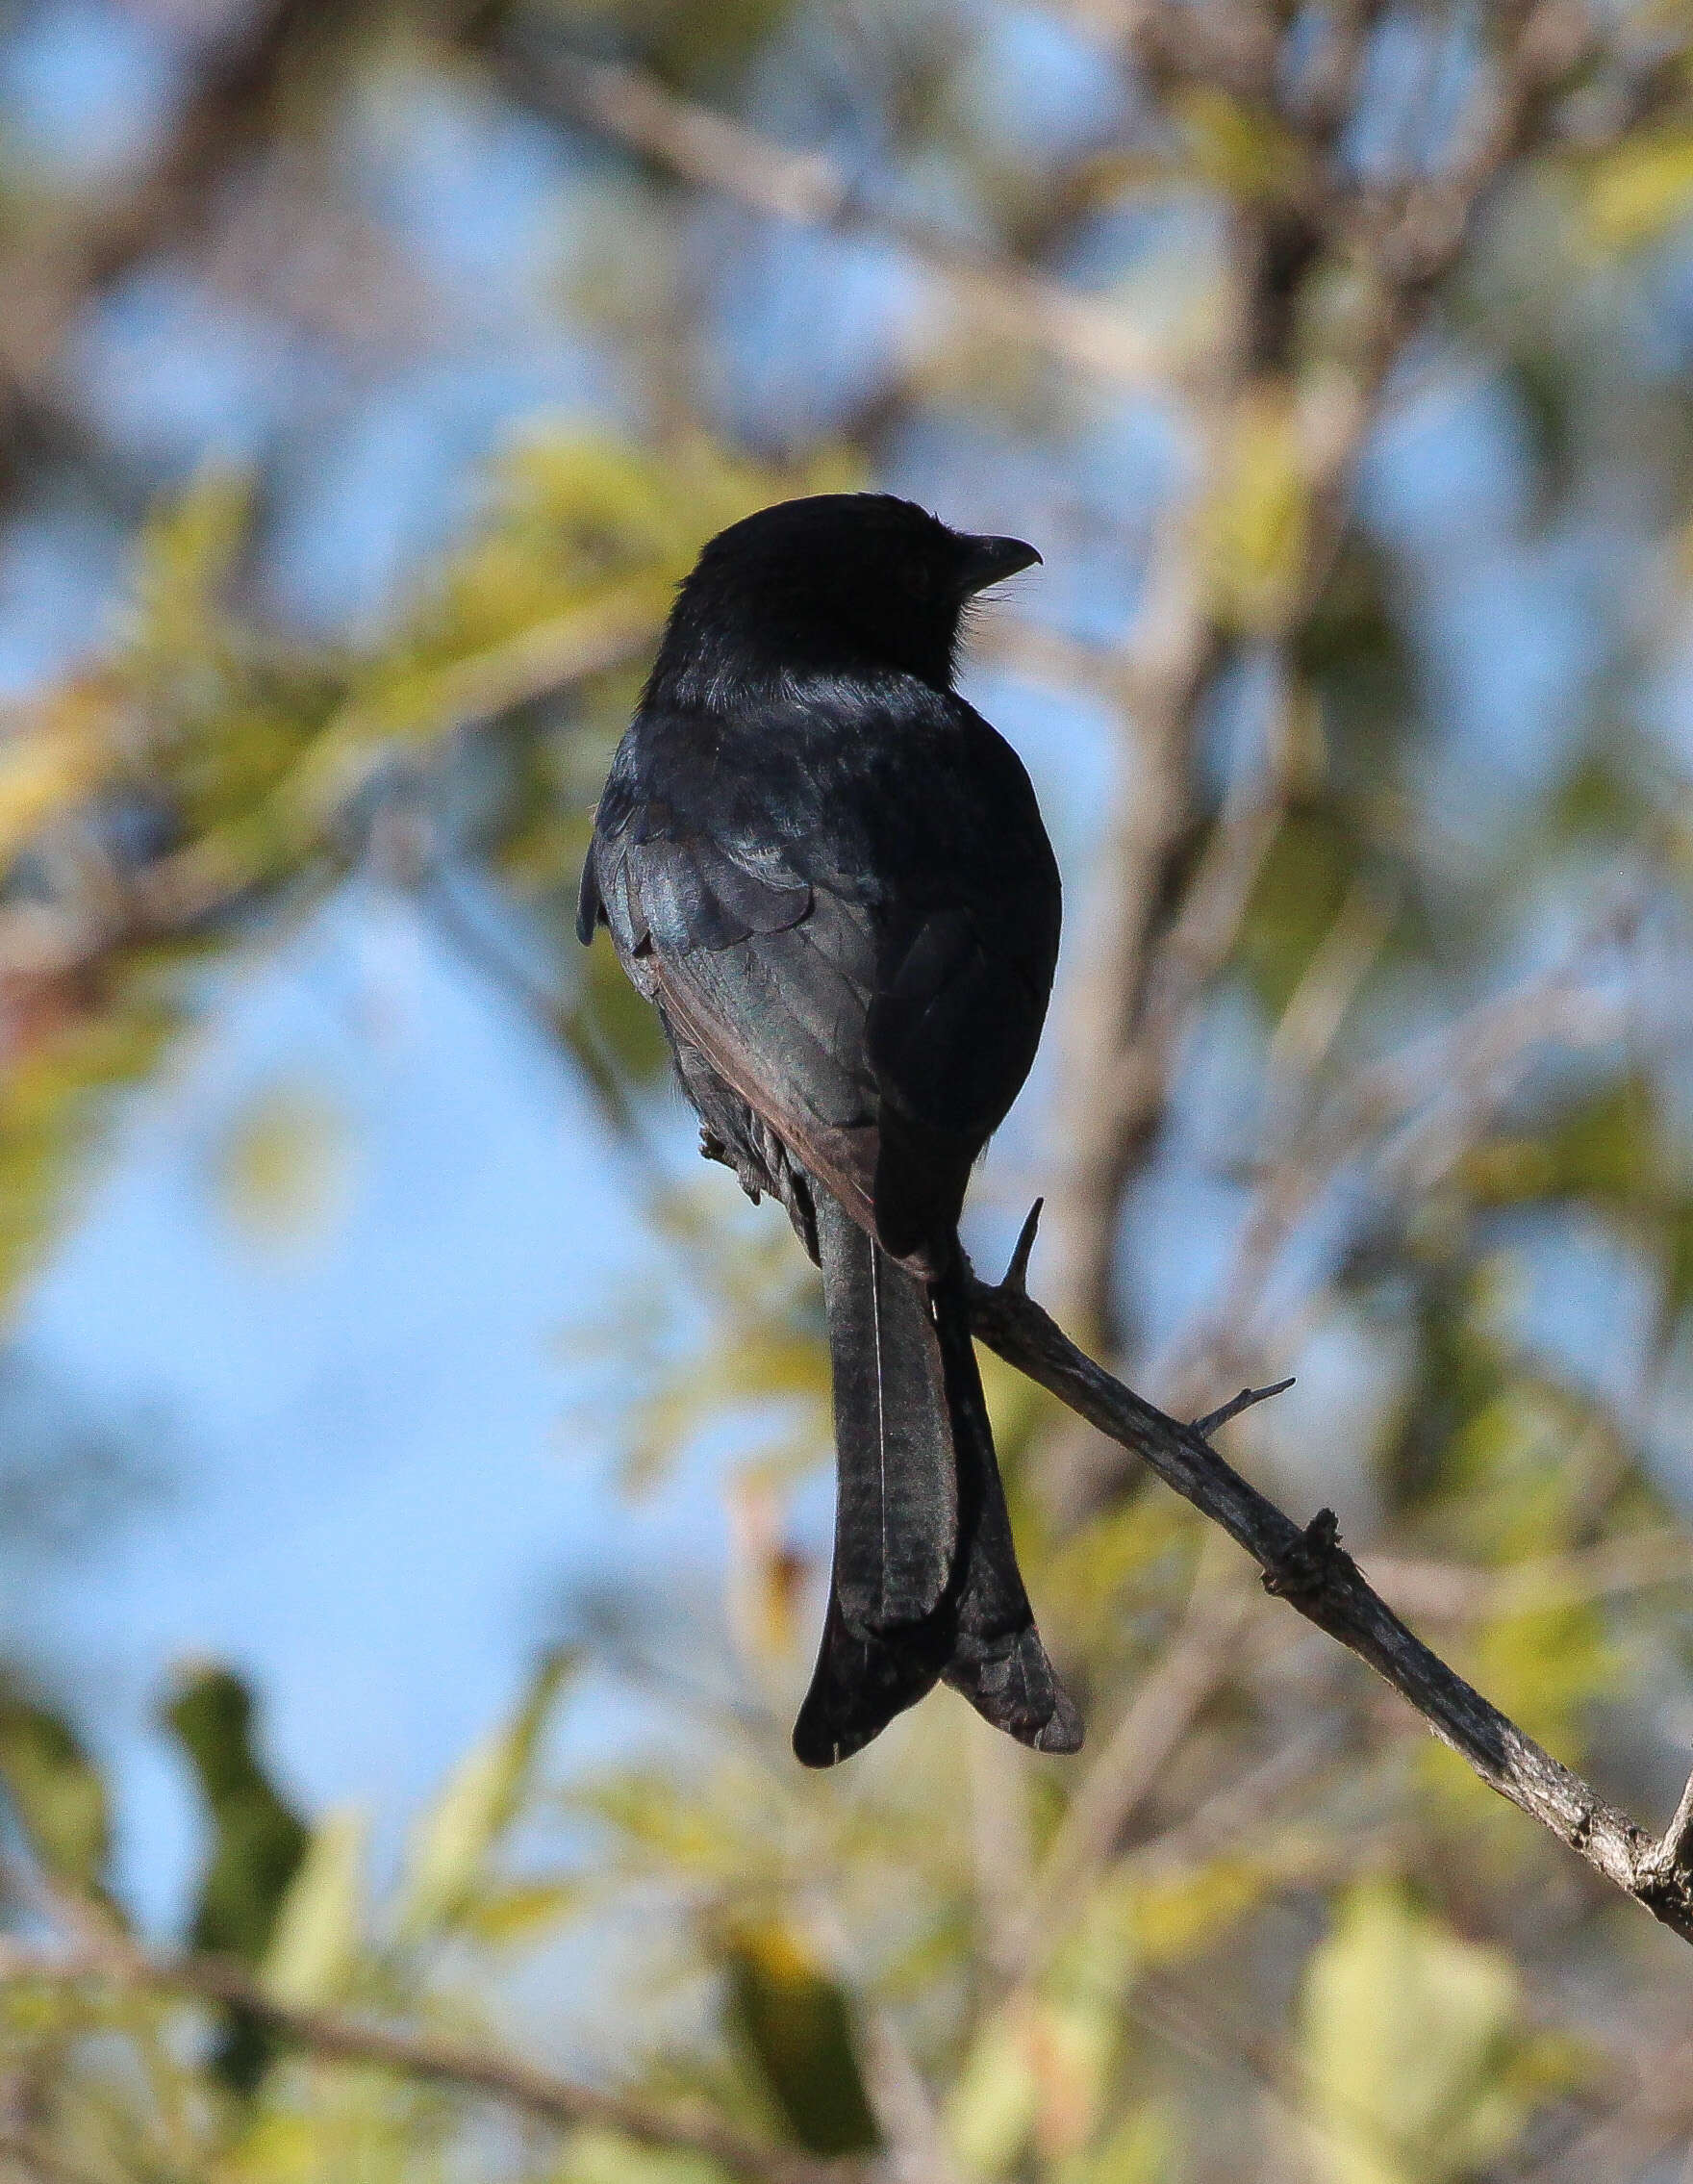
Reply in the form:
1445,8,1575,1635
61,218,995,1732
814,1195,956,1628
932,1266,1084,1755
791,1589,952,1768
794,1195,1081,1766
794,1198,956,1765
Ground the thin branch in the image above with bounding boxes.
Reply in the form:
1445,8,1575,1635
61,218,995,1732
1142,875,1641,1417
1661,1769,1693,1879
1001,1197,1046,1297
0,1942,861,2184
1368,1529,1693,1624
1128,1720,1347,1880
1191,1379,1296,1439
498,41,1168,392
965,1210,1693,1943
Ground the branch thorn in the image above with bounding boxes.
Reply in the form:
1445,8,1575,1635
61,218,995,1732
1658,1765,1693,1877
1191,1377,1295,1439
1003,1199,1044,1295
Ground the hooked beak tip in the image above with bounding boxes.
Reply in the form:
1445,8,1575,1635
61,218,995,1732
960,535,1042,594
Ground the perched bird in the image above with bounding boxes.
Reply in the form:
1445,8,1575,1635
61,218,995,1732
578,493,1082,1765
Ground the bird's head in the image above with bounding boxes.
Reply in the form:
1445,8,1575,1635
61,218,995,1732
647,493,1041,704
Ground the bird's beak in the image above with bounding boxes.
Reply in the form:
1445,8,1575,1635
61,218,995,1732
957,534,1042,594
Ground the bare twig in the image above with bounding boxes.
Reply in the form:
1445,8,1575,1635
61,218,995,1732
964,1206,1693,1943
1191,1380,1297,1438
1658,1771,1693,1885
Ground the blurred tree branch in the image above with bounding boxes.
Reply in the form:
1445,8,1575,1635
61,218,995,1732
491,37,1172,392
1135,863,1646,1419
1033,0,1685,1508
0,0,346,421
0,1935,866,2184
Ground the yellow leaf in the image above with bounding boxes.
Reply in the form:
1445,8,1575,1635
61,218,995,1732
458,1880,584,1947
394,1652,573,1942
215,1081,357,1247
1175,87,1313,203
1202,389,1309,634
261,1808,366,2007
1300,1882,1527,2184
1579,135,1693,255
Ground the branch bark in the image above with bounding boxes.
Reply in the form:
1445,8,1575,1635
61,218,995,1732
964,1207,1693,1944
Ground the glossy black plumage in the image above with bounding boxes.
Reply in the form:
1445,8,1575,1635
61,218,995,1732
578,493,1081,1765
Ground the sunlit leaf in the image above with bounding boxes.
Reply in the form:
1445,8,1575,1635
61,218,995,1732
262,1807,367,2008
947,2005,1041,2178
1578,133,1693,254
394,1651,574,1943
1300,1881,1528,2184
0,1689,112,1901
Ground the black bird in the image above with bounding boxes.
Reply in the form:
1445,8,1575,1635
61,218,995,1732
578,494,1082,1765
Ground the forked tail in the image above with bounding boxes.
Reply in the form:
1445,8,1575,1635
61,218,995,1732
792,1194,1082,1766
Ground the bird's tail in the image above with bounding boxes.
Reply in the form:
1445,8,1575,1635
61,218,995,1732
793,1194,1082,1766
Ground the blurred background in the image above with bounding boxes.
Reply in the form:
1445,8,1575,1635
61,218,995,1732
6,0,1693,2176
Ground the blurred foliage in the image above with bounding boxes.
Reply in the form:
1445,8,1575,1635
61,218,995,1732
164,1665,312,2092
4,0,1693,2181
1299,1883,1537,2184
719,1921,880,2156
0,1685,113,1905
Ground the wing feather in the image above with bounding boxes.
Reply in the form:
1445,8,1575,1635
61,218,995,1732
583,690,1058,1257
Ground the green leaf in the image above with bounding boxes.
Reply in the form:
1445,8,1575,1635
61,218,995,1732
0,1689,113,1901
162,1663,311,1964
456,1878,584,1948
947,2007,1040,2178
719,1920,880,2157
261,1807,366,2008
394,1651,573,1943
1458,1073,1655,1214
121,465,256,674
1300,1881,1528,2184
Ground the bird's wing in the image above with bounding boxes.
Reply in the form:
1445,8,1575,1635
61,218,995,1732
585,756,886,1232
581,698,1058,1253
